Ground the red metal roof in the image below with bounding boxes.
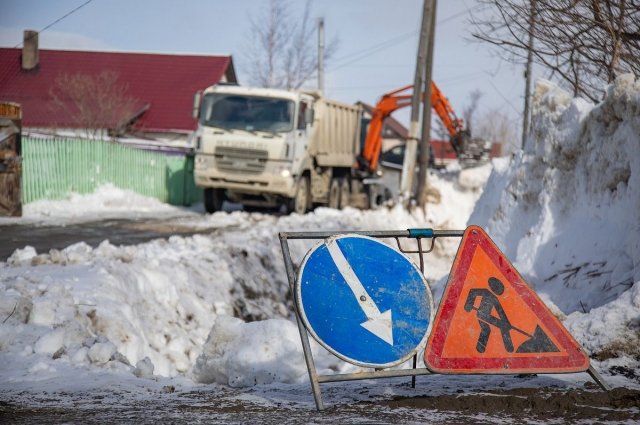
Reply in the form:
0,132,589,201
359,102,409,139
430,139,458,160
0,48,236,132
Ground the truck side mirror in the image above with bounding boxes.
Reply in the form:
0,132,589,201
305,107,314,125
192,91,202,119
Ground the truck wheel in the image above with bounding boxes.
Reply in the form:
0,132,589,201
339,178,350,209
328,178,341,209
291,176,310,215
204,188,224,214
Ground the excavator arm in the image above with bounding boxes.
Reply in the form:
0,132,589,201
359,85,414,173
358,82,472,173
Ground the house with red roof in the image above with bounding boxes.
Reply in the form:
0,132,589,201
358,102,409,152
0,31,237,142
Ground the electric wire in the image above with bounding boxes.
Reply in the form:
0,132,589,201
13,0,97,48
1,0,97,126
328,4,484,73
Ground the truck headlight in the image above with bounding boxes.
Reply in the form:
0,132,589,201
280,169,291,178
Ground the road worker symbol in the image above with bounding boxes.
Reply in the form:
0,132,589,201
463,277,559,354
425,225,589,374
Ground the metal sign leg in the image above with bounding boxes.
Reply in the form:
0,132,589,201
279,236,325,410
587,364,611,391
294,313,325,410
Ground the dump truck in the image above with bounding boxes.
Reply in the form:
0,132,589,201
192,84,388,214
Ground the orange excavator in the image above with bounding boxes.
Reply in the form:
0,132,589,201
357,83,485,173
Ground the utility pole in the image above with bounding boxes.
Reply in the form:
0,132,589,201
399,0,434,203
522,0,536,149
415,0,437,207
318,18,325,95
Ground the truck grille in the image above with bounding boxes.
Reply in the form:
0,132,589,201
214,146,268,175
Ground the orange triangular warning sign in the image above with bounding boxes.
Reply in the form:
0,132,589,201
425,225,589,374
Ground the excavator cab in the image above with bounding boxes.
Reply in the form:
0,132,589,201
379,143,435,170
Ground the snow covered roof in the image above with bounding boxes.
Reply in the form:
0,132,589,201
0,48,237,132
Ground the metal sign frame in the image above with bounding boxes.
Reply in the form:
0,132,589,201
278,228,609,411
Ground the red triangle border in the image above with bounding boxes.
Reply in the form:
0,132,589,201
425,225,590,374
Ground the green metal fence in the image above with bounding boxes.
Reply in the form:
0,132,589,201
21,137,202,206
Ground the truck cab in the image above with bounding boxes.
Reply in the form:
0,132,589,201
193,85,316,213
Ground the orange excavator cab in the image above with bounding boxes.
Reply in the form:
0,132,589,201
358,82,477,174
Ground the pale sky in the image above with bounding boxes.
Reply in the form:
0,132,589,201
0,0,531,146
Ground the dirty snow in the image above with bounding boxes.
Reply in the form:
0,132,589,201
0,166,483,388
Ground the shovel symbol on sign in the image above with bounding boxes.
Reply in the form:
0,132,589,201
464,277,560,354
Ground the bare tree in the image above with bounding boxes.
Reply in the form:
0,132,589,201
462,89,483,134
246,0,338,89
471,0,640,101
476,108,518,154
432,119,449,141
49,71,137,139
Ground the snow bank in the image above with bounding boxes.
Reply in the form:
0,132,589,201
191,316,309,386
469,75,640,360
0,170,487,387
0,183,192,226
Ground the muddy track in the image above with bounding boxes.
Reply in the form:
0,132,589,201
2,385,639,424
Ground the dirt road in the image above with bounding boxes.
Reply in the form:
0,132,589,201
2,383,639,424
0,218,210,260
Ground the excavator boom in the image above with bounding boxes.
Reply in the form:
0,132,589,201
359,82,485,173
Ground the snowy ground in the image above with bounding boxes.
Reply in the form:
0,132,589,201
1,76,640,422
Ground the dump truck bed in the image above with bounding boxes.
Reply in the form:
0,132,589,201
309,98,362,168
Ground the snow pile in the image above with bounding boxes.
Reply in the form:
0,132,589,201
0,169,487,388
470,75,640,361
0,183,192,226
191,316,310,386
0,234,288,378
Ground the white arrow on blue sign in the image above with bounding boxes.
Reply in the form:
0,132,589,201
296,234,434,368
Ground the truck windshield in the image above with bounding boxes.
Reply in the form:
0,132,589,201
200,93,294,133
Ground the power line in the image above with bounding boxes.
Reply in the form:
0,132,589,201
327,71,487,91
328,4,484,74
13,0,96,48
488,80,522,116
437,8,472,25
331,30,416,69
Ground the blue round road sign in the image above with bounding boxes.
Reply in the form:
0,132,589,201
296,234,434,368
